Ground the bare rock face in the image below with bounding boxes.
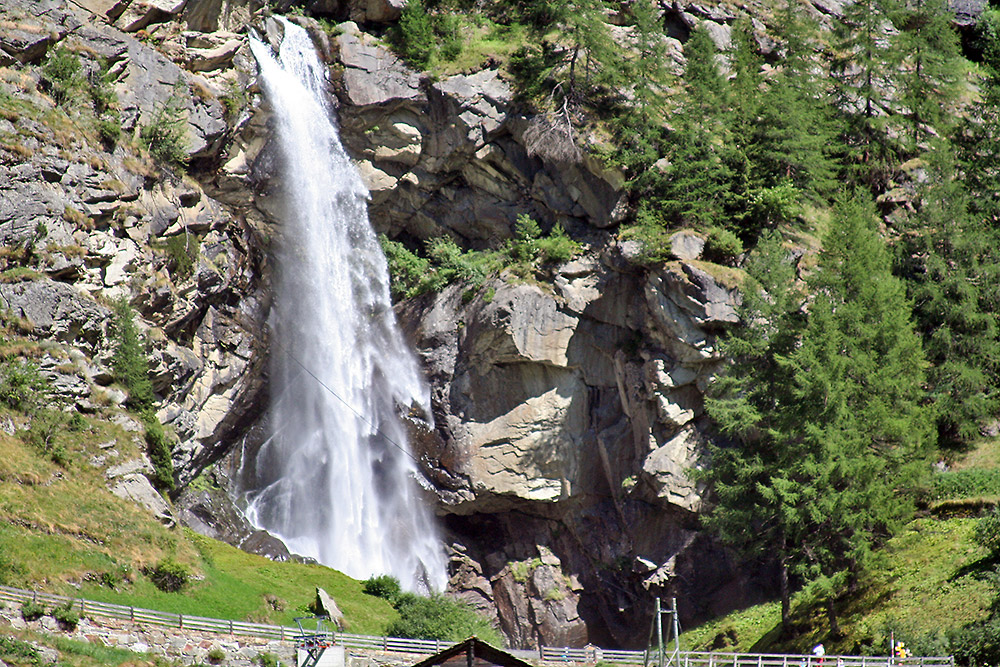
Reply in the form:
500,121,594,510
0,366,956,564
396,248,757,648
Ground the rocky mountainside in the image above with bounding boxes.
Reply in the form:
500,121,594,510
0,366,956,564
0,0,890,651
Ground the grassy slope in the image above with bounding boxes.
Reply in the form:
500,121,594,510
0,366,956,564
0,410,397,636
678,440,1000,656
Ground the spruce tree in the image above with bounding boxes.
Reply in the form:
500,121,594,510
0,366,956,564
893,151,1000,446
705,194,934,632
892,0,966,147
832,0,904,184
656,28,736,226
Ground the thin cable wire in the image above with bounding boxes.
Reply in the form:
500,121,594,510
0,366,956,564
271,339,425,466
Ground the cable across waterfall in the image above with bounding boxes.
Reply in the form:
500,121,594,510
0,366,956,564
242,18,447,593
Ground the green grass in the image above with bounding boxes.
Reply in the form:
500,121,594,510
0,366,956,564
677,520,995,655
676,601,782,653
0,406,398,635
0,627,143,667
73,532,398,634
431,18,530,76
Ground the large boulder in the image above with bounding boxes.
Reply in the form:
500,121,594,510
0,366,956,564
117,36,227,160
0,280,110,353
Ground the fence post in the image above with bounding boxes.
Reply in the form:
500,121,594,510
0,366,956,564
131,607,135,622
230,620,234,635
179,614,183,629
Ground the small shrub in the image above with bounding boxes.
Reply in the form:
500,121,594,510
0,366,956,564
207,647,226,663
387,593,501,645
144,416,175,491
148,558,189,593
20,599,46,622
0,359,47,412
67,412,87,432
395,0,435,68
41,47,85,106
162,233,200,281
24,409,70,466
220,78,247,121
53,601,80,630
258,652,281,667
703,227,744,264
0,635,42,664
140,85,188,167
363,574,402,603
380,234,436,299
749,181,800,227
535,223,581,264
97,116,122,146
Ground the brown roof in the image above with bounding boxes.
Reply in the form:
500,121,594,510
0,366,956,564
411,638,535,667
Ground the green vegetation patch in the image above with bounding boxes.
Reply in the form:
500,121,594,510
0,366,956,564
930,469,1000,502
75,533,398,635
679,518,994,656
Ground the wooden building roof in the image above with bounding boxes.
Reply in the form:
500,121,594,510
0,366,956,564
411,638,535,667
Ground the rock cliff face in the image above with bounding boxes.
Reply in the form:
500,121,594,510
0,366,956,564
0,0,775,650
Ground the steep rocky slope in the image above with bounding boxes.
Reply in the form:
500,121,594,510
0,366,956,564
0,0,819,650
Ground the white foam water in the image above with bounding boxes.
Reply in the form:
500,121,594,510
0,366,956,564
243,18,446,592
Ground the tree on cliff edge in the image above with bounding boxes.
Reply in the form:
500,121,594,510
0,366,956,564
705,193,934,633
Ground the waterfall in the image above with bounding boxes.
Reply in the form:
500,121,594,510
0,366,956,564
243,18,446,593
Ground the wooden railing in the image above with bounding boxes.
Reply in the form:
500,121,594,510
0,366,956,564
0,586,954,667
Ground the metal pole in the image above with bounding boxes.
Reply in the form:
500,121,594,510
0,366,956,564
671,597,681,663
657,598,665,667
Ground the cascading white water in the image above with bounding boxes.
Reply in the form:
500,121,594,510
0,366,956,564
243,18,447,592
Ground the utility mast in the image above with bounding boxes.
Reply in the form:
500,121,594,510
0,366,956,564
644,597,681,667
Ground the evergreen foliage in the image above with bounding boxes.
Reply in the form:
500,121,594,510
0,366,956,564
705,195,934,632
831,0,909,185
110,298,154,412
110,298,174,490
892,0,966,146
395,0,435,68
892,153,1000,446
379,217,581,299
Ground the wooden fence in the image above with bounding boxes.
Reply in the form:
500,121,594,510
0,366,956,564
0,586,953,667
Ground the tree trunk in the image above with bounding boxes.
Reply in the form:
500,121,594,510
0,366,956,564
825,596,841,637
780,559,790,631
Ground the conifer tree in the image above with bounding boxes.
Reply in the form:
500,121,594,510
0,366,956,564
656,28,736,226
892,0,966,146
705,194,934,632
754,5,838,199
893,151,1000,445
956,10,1000,224
703,231,805,628
832,0,904,184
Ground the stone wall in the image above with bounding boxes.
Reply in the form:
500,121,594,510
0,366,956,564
0,603,421,667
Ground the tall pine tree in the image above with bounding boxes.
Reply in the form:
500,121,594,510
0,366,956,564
705,194,934,632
